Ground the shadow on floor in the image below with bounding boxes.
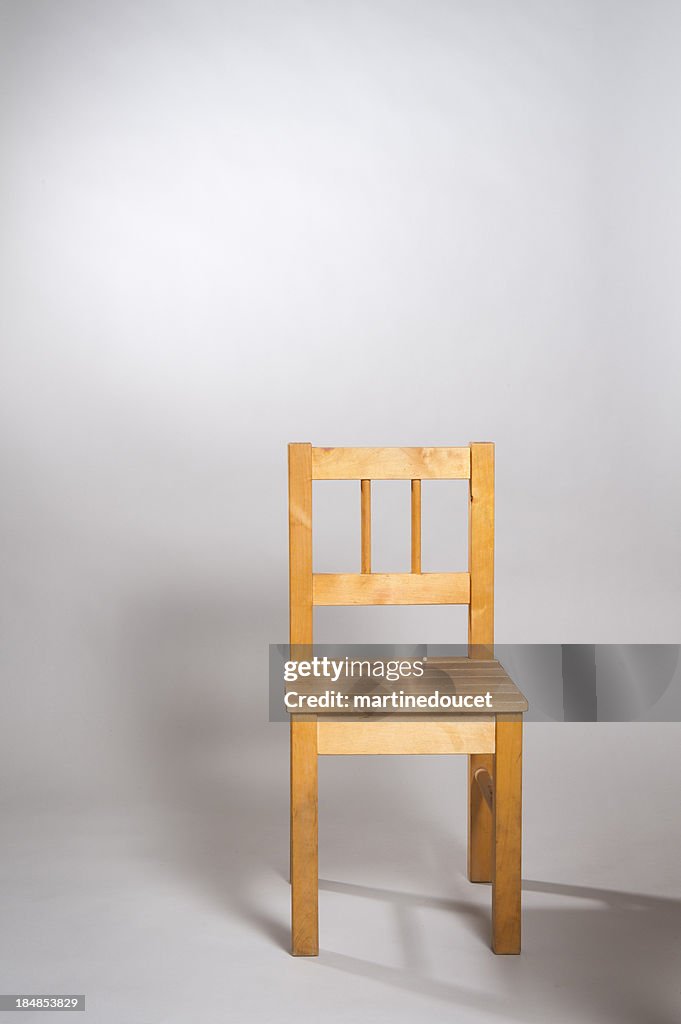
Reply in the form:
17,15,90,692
311,875,681,1024
120,591,679,1024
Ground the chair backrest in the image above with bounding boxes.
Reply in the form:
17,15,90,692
288,443,494,659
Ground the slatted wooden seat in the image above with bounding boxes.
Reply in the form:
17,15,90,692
288,442,527,956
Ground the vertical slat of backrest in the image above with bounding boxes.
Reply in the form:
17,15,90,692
288,443,318,955
411,479,422,572
468,442,494,659
360,479,371,573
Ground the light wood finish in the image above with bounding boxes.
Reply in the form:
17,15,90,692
312,446,470,480
468,753,495,882
288,441,524,957
474,766,493,810
411,479,421,573
290,716,318,955
313,572,470,606
492,713,522,954
289,444,313,652
467,442,496,887
287,658,528,715
423,658,528,713
468,442,494,659
318,717,494,755
360,479,371,573
288,443,318,956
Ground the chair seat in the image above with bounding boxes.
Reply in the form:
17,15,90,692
419,657,528,713
290,658,528,716
314,660,526,755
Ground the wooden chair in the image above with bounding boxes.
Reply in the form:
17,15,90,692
288,443,527,956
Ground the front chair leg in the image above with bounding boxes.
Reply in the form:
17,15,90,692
492,714,522,954
290,717,319,955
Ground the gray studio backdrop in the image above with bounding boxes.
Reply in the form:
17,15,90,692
1,1,680,810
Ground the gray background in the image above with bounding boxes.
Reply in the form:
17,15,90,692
1,2,680,1022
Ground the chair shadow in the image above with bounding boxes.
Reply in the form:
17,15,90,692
318,876,490,946
309,875,680,1024
120,589,679,1023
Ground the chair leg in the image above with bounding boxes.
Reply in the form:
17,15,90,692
290,718,318,955
492,714,522,954
468,753,494,882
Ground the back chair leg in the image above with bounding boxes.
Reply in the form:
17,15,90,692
290,718,319,955
468,752,494,882
492,714,522,954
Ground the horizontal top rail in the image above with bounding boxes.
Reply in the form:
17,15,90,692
311,446,471,480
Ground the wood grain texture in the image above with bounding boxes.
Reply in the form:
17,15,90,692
287,439,525,957
468,752,495,882
492,713,522,954
467,443,496,888
289,444,313,650
290,715,318,955
313,572,470,606
423,658,528,712
468,442,494,660
361,479,371,573
286,658,528,714
288,443,318,956
411,479,421,573
474,766,494,810
318,717,494,755
312,446,471,480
